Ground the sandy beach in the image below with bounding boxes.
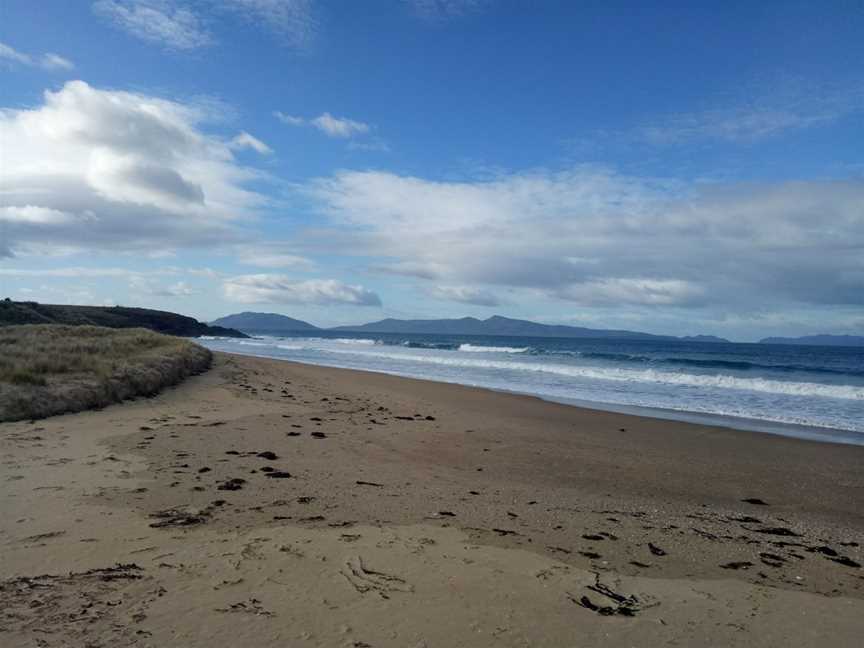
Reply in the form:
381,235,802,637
2,351,862,647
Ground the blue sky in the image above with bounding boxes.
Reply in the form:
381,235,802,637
1,1,862,340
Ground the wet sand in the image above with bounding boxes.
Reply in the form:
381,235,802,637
2,351,862,646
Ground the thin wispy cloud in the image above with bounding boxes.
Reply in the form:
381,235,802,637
347,138,391,153
229,131,273,154
0,267,207,305
223,275,382,306
553,278,706,307
634,83,864,146
640,105,840,145
430,285,502,307
274,110,371,138
93,0,315,51
0,42,74,70
311,113,370,138
273,111,305,126
130,276,196,296
407,0,492,19
234,244,315,270
219,0,317,49
0,267,161,278
93,0,213,50
0,206,75,225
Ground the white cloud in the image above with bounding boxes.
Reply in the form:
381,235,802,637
93,1,213,50
632,82,864,145
407,0,491,19
0,267,155,278
273,111,305,126
0,206,75,225
223,274,382,306
93,1,315,51
347,138,391,153
275,111,371,138
41,54,75,70
219,0,316,49
430,285,501,307
21,285,102,305
303,168,864,310
0,42,30,65
130,276,196,296
310,113,370,138
0,42,74,70
187,267,222,278
553,278,706,307
230,131,273,154
369,260,444,279
569,82,864,156
235,247,315,269
639,106,834,145
0,80,268,257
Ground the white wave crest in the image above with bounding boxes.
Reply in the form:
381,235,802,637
458,343,529,353
319,349,864,401
239,340,271,347
261,336,377,348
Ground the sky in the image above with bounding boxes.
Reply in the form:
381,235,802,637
0,0,862,341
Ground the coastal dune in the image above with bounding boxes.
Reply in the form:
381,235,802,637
2,352,862,646
0,325,212,422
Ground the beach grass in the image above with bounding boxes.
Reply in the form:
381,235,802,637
0,325,212,421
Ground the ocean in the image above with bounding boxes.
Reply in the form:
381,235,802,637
198,332,864,446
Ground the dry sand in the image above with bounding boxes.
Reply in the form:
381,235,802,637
2,351,863,647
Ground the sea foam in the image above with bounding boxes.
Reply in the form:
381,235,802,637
318,348,864,401
458,343,529,353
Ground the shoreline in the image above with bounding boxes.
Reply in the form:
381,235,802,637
3,351,863,646
210,346,864,447
205,352,864,523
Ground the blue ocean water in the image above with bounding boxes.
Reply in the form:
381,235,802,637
199,332,864,445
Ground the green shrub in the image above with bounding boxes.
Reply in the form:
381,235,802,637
8,371,48,387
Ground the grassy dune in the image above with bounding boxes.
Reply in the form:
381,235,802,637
0,325,212,422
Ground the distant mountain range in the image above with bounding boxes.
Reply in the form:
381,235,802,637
210,312,318,332
679,335,730,343
1,300,247,338
331,315,684,339
22,303,858,347
210,311,864,346
210,312,734,342
759,334,864,347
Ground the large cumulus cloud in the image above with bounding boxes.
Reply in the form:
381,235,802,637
304,169,864,310
0,80,267,257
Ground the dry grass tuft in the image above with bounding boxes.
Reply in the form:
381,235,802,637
0,325,212,421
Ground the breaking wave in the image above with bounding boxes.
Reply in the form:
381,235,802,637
458,343,529,353
319,348,863,401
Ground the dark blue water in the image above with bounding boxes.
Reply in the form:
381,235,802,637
200,332,864,445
